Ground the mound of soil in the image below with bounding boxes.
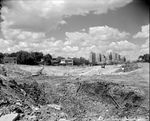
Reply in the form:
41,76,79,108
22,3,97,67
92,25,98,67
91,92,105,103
0,64,149,121
2,64,32,79
0,74,149,121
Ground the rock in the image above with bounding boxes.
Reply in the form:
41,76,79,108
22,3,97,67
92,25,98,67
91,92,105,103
97,116,103,121
0,111,3,117
59,118,70,121
47,104,62,110
27,115,37,120
59,112,68,118
136,117,147,121
0,113,19,121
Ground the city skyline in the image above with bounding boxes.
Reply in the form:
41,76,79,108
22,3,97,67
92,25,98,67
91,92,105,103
0,0,149,60
89,51,126,65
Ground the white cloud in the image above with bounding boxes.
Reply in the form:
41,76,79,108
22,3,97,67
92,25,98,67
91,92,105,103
58,20,67,25
0,38,15,52
0,0,135,58
89,26,129,41
62,46,79,52
109,40,137,51
81,29,86,32
133,24,149,39
1,0,133,33
0,24,134,59
141,39,149,49
65,26,129,47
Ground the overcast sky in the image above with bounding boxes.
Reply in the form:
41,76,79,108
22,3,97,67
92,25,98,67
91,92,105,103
0,0,149,60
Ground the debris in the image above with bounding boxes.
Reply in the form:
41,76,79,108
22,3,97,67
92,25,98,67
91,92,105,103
0,64,149,120
0,113,19,121
98,116,103,121
59,118,70,121
47,104,62,110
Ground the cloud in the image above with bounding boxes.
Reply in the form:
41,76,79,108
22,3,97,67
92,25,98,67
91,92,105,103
58,20,67,25
133,24,149,55
89,26,129,41
0,38,14,51
133,24,149,39
1,0,133,33
109,40,137,51
141,39,149,49
0,0,135,58
65,26,129,47
81,29,86,32
0,24,134,58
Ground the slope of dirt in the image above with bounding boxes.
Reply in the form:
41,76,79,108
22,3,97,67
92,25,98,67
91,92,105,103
0,63,149,121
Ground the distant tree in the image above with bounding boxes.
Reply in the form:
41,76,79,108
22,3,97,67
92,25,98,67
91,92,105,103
16,50,36,65
8,52,17,57
143,54,150,62
0,52,4,58
80,57,89,65
0,52,4,63
56,56,65,63
4,53,9,57
43,54,52,65
73,57,81,65
31,52,43,64
72,57,89,65
138,54,150,63
25,55,35,65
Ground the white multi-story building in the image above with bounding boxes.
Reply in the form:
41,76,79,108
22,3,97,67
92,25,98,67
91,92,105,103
96,53,101,64
89,52,96,65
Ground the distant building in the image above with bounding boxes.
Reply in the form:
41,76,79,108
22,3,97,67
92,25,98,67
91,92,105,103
117,54,121,61
120,56,126,63
101,55,106,63
106,53,112,64
96,53,101,64
3,57,17,64
51,58,59,66
60,58,73,65
112,52,117,62
89,52,96,65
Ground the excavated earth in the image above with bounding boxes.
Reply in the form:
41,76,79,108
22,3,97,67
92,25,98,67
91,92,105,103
0,64,149,121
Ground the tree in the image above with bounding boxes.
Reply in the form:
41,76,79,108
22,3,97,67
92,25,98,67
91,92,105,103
56,56,65,63
31,52,43,64
9,52,17,57
73,57,81,65
16,51,29,64
138,54,150,63
43,54,52,65
0,52,4,63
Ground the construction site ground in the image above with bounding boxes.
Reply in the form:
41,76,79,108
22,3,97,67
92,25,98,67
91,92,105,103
0,63,149,121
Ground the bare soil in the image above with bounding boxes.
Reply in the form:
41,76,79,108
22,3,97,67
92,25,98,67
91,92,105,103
0,63,149,121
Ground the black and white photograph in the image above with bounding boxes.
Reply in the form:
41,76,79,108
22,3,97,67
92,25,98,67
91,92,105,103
0,0,149,120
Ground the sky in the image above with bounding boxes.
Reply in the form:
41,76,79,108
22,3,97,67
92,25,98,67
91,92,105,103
0,0,149,60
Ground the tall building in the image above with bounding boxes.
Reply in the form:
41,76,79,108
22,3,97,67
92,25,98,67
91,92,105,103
106,53,112,64
109,52,113,61
89,52,96,65
106,54,110,64
101,55,106,63
96,53,101,64
117,54,121,61
120,56,126,62
112,52,118,62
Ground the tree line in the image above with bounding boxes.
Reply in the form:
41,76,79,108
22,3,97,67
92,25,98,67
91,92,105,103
0,50,89,65
138,54,150,63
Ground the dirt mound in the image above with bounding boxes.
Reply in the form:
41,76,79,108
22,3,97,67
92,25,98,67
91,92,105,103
0,74,149,121
1,64,31,79
115,62,139,73
0,65,7,76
